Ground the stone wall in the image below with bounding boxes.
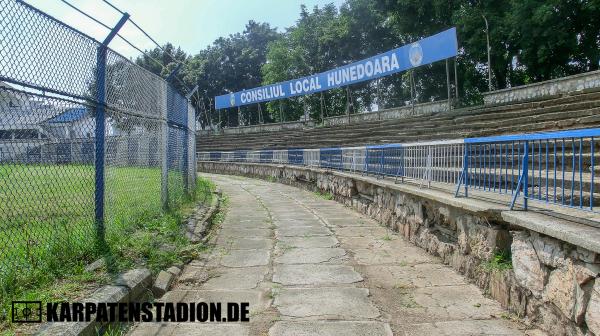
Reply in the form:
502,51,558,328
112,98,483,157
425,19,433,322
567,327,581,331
199,161,600,336
483,70,600,106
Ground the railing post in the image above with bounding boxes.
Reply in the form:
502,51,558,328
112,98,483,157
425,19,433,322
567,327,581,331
523,141,529,210
421,146,432,188
510,141,529,210
94,13,129,253
455,143,469,197
464,144,469,197
379,149,384,179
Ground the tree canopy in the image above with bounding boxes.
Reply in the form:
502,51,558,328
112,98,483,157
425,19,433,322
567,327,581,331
136,0,600,127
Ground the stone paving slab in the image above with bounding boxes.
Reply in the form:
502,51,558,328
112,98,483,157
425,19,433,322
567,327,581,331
275,225,332,237
360,264,467,288
323,217,376,227
200,266,268,290
273,215,319,221
224,221,273,229
275,247,347,264
269,321,393,336
351,247,438,265
398,320,524,336
220,249,270,267
277,236,339,248
331,226,390,237
129,174,526,336
274,287,380,319
161,289,270,314
219,228,272,238
273,219,324,227
369,284,507,324
338,236,397,249
130,323,250,336
273,264,363,285
217,237,274,250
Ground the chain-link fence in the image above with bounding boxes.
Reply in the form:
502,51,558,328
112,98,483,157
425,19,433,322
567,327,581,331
0,0,196,280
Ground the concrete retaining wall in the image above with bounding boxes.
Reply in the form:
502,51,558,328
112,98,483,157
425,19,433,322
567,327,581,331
322,100,450,127
197,100,449,136
199,161,600,336
198,120,315,137
483,70,600,106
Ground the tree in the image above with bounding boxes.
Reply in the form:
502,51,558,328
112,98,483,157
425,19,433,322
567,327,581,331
135,0,600,125
135,43,189,94
508,0,600,81
184,21,280,127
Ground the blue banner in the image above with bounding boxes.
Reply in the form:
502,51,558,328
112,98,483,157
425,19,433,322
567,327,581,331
215,28,458,109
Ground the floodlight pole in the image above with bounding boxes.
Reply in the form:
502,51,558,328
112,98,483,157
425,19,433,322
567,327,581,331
320,93,325,123
279,100,284,123
410,71,415,115
446,59,452,110
454,57,459,100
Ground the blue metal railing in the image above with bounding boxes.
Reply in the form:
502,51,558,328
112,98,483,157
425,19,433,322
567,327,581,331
288,149,304,165
456,128,600,211
198,127,600,214
320,148,343,169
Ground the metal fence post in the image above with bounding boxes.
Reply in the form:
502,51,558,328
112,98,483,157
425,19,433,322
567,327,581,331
162,65,183,210
183,109,189,196
184,86,197,197
94,13,129,252
161,106,169,211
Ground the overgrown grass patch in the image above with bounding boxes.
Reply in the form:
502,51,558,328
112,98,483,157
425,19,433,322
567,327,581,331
0,164,215,334
314,190,334,200
483,250,513,272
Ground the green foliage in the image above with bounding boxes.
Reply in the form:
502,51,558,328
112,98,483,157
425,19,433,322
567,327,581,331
483,250,513,272
314,190,334,200
137,0,600,123
0,168,212,334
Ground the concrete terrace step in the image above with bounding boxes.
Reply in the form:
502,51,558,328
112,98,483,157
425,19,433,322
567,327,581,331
198,109,596,148
197,93,600,151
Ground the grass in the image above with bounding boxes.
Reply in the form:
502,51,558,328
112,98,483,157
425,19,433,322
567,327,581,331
382,230,394,241
313,190,334,200
0,164,215,334
483,250,513,272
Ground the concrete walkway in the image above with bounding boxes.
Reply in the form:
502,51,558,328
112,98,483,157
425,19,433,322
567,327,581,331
130,174,532,336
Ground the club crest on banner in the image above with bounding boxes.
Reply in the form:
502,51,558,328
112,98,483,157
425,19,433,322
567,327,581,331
409,42,423,67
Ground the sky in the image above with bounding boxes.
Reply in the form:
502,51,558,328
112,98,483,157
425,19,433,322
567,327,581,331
24,0,345,59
